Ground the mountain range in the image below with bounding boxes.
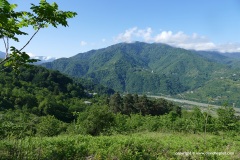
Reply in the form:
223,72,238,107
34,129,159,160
41,42,240,106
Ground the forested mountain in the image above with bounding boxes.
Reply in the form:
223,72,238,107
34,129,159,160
0,65,114,122
221,52,240,59
41,42,226,93
0,64,185,138
194,50,240,68
40,42,240,106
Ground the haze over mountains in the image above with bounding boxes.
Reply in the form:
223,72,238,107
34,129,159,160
0,51,57,64
33,56,58,64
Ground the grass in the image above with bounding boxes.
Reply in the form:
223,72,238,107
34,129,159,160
0,132,239,159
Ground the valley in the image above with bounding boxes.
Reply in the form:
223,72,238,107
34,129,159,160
148,95,240,115
1,0,240,159
1,45,240,159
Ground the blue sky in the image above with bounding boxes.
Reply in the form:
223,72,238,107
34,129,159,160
2,0,240,58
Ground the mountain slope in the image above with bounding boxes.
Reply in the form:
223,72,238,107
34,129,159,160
0,64,115,122
194,50,240,69
41,42,228,95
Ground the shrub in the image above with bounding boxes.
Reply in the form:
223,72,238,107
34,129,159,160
36,115,66,137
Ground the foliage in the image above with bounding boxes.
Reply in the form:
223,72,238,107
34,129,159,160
74,77,115,95
0,0,77,71
36,115,66,137
0,132,239,159
109,93,180,116
1,2,240,159
0,109,39,139
0,65,88,121
75,105,115,136
217,105,239,131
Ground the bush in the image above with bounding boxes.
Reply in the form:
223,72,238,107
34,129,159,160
75,105,115,136
36,115,66,137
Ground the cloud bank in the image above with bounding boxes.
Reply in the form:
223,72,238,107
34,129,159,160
115,27,240,53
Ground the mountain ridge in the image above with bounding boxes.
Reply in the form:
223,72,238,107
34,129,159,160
41,42,230,94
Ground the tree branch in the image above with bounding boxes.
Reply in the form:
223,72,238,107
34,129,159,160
0,26,41,66
2,36,9,58
7,37,9,57
19,27,41,52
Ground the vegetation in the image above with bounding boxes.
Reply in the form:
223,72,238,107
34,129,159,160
41,42,240,107
0,65,239,159
0,132,239,160
0,104,239,159
75,77,115,95
0,0,76,71
180,73,240,106
1,1,240,159
0,65,101,122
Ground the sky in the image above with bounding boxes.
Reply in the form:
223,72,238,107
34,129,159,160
2,0,240,58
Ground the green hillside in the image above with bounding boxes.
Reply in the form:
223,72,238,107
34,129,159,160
195,50,240,69
42,42,228,96
0,65,114,122
0,64,239,160
180,70,240,106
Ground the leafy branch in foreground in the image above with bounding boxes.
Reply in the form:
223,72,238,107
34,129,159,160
0,0,77,71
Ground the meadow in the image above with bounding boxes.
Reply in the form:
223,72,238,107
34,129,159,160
0,131,239,160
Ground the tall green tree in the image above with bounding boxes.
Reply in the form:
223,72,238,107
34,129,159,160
123,93,135,115
0,0,77,71
217,105,239,131
76,105,115,136
109,92,123,113
137,95,150,115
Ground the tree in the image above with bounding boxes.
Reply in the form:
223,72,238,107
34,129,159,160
36,115,66,137
109,92,123,113
123,94,135,115
76,105,115,136
38,97,72,122
0,0,77,71
137,95,150,115
217,105,238,131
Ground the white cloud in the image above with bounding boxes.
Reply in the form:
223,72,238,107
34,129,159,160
34,56,56,61
26,52,57,60
136,27,152,42
80,41,87,46
154,31,216,51
115,27,138,42
115,27,240,52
